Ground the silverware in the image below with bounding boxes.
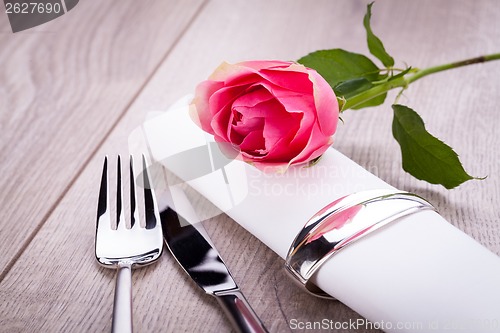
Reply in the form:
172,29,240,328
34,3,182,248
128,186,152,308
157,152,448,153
95,155,163,333
160,188,268,333
285,190,435,299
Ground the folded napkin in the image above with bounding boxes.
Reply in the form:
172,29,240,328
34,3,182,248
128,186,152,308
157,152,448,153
135,100,500,332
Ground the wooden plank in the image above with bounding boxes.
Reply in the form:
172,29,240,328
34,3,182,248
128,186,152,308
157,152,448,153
2,0,500,332
0,0,207,274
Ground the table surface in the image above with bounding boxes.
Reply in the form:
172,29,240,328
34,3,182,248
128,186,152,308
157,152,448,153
1,1,500,332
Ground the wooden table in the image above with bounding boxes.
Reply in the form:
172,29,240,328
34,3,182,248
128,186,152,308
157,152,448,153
1,1,499,332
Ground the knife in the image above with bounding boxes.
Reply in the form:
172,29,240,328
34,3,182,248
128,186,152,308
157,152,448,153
159,188,269,333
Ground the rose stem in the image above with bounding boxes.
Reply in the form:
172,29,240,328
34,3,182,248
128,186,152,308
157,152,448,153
342,53,500,110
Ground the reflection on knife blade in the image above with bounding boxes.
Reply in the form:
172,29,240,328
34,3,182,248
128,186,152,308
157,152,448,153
159,188,268,333
160,207,238,294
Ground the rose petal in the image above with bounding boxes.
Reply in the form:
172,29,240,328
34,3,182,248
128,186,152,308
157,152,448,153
208,85,249,140
289,123,333,165
239,130,266,154
258,68,313,94
191,80,224,133
232,87,275,111
209,84,249,116
230,116,264,145
228,82,316,162
256,82,318,151
308,69,339,135
208,61,255,81
231,86,305,153
236,60,293,71
210,61,291,86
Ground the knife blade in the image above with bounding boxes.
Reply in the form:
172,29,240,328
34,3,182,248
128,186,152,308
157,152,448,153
159,188,268,333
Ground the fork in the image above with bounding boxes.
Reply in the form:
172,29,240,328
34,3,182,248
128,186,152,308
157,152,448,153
95,155,163,333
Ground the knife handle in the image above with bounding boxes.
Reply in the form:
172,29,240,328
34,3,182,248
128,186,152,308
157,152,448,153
214,288,269,333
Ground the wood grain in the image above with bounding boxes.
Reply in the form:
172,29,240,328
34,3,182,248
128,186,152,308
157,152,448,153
1,0,500,332
0,0,207,275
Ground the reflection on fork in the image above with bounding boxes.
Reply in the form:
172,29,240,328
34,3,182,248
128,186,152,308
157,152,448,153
95,155,163,333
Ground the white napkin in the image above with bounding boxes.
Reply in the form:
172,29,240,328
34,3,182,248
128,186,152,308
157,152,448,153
134,101,500,333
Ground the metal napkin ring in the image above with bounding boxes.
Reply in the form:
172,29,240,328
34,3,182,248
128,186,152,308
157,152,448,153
285,189,435,299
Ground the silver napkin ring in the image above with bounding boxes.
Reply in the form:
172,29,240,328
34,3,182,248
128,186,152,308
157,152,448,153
285,189,435,299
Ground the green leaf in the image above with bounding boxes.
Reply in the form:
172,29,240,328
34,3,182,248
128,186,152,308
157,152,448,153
298,49,384,88
351,93,387,109
334,78,373,99
392,104,474,189
334,77,387,109
364,2,394,67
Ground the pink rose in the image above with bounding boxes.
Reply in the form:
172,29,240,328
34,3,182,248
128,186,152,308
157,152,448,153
190,60,339,171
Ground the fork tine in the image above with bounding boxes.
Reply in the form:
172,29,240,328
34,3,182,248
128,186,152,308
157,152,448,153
95,155,163,333
116,155,124,228
96,156,109,226
142,154,158,229
130,155,138,228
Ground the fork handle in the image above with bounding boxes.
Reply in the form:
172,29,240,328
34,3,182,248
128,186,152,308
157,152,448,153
112,264,133,333
214,289,268,333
